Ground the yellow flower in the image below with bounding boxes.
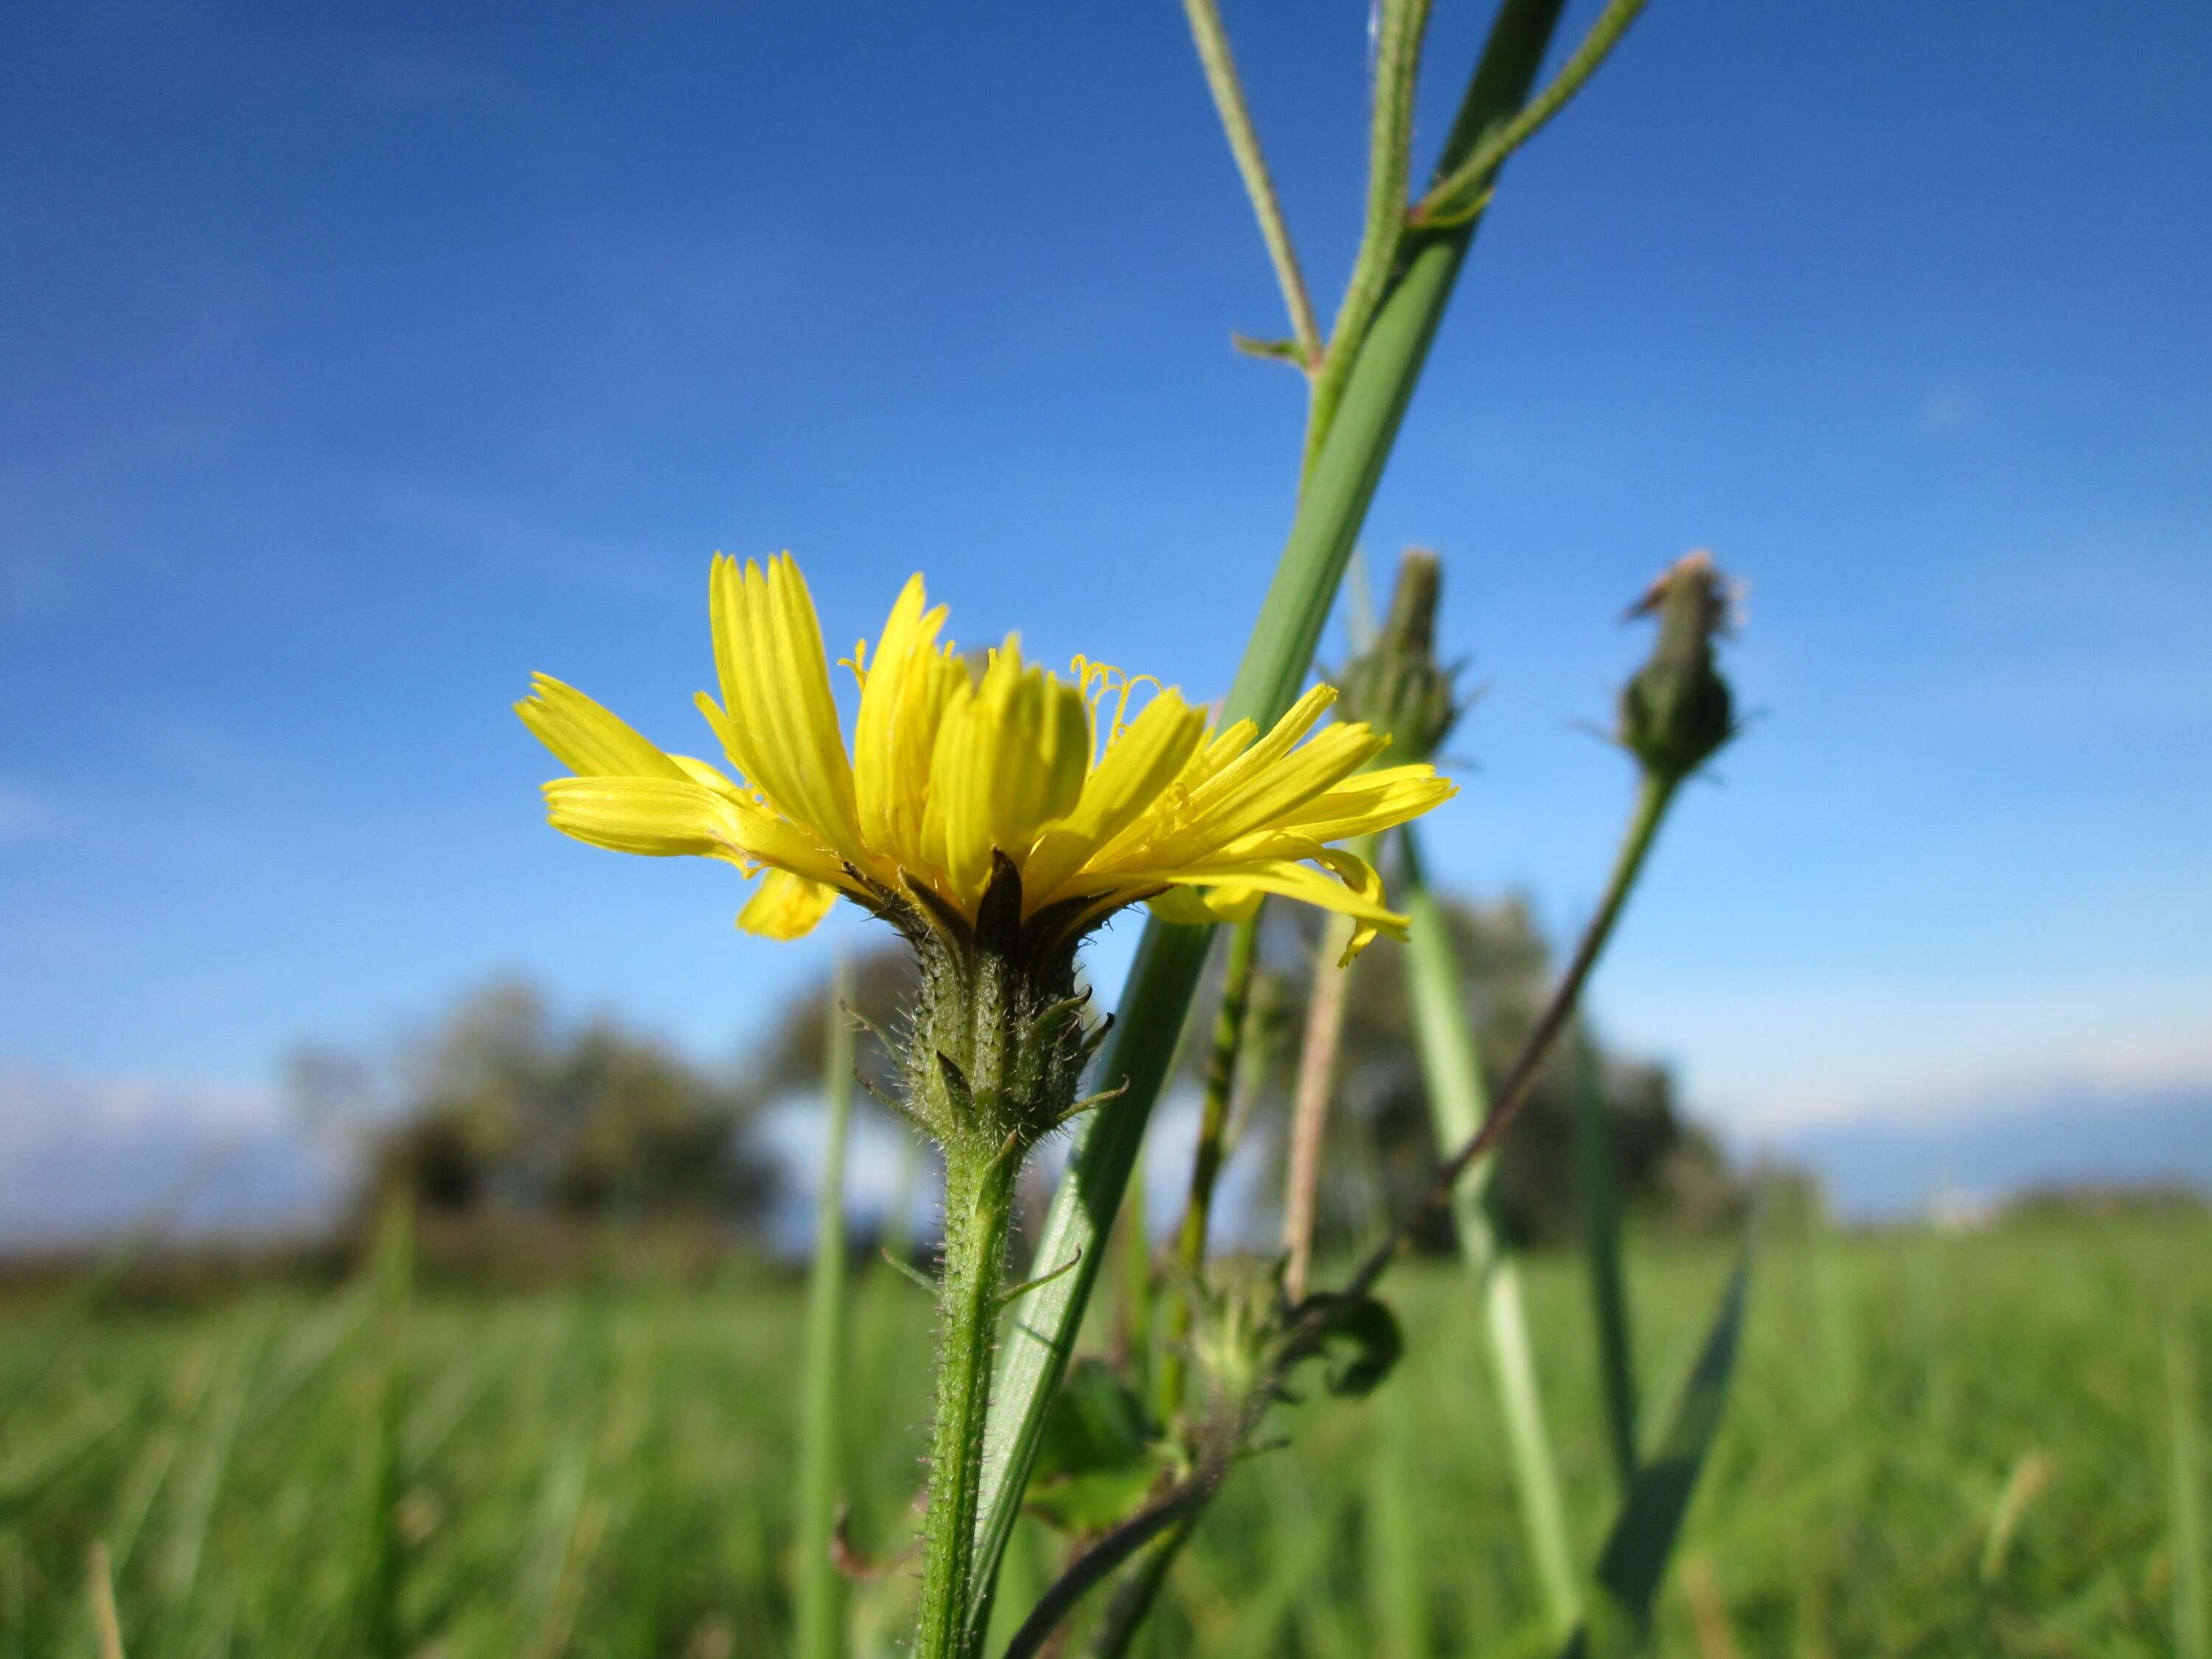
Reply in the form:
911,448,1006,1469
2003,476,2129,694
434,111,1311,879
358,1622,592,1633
518,553,1454,961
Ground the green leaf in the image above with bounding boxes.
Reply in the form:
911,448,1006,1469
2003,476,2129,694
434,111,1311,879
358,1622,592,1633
1023,1360,1178,1534
1559,1237,1755,1659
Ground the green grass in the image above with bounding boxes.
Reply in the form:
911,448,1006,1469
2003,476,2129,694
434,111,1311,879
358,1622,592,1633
1,1211,2205,1657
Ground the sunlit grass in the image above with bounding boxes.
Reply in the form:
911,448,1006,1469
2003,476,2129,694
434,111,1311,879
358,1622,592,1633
2,1212,2203,1656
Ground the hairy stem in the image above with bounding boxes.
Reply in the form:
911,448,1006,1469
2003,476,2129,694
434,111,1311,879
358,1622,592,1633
1414,0,1650,224
1301,0,1436,484
1180,0,1323,369
914,1140,1020,1659
796,961,855,1659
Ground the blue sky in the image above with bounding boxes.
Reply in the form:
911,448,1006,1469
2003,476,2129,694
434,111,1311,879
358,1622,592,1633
4,0,2208,1150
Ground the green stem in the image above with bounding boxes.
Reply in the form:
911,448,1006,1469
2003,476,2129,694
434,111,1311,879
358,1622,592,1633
1180,0,1323,368
1399,826,1580,1638
1573,1024,1641,1501
797,961,855,1659
1414,0,1649,224
1156,916,1261,1424
1119,1134,1153,1401
1302,0,1436,484
1088,1507,1199,1658
1342,769,1678,1306
966,8,1573,1644
2173,1319,2209,1659
915,1141,1020,1659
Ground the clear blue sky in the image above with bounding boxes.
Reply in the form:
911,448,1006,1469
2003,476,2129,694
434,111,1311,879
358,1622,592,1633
4,0,2208,1141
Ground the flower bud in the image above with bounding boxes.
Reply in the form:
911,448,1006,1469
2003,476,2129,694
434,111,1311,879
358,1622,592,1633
1618,549,1739,783
1334,549,1466,764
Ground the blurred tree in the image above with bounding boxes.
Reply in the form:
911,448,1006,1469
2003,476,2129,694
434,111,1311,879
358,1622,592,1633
1335,886,1741,1247
293,978,776,1234
1172,883,1746,1253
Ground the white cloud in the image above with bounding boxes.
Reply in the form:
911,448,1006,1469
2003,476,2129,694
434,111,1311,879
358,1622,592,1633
1599,970,2212,1133
0,1066,281,1150
0,1068,343,1248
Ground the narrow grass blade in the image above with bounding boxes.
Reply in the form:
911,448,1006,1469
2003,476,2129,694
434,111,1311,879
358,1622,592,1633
967,7,1572,1641
0,1402,130,1525
0,1159,215,1433
1401,825,1579,1638
161,1308,272,1618
358,1201,411,1659
87,1543,125,1659
799,958,858,1659
1562,1238,1756,1659
1367,1388,1426,1659
2174,1318,2208,1659
1573,1028,1641,1500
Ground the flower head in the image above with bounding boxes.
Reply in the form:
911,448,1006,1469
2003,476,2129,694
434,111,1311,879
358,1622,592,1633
518,553,1453,963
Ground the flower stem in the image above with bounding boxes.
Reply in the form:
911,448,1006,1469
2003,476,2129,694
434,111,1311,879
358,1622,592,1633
1179,0,1323,369
915,1138,1020,1659
1412,0,1649,225
965,8,1575,1639
1339,771,1678,1304
1155,914,1261,1424
1398,827,1579,1638
1301,0,1436,484
796,958,855,1659
1279,911,1357,1303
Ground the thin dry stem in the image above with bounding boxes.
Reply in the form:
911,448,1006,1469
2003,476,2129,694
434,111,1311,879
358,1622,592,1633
1281,911,1358,1302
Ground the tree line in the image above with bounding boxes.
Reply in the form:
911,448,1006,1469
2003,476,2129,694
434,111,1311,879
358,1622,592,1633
292,889,1776,1262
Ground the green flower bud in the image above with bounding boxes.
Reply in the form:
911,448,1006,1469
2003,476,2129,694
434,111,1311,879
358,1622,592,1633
1335,549,1467,764
1618,549,1739,783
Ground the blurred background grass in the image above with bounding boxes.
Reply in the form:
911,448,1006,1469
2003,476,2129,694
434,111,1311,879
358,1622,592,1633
4,1209,2202,1656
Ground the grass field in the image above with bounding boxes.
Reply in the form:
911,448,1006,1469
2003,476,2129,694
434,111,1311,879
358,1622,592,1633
2,1211,2205,1657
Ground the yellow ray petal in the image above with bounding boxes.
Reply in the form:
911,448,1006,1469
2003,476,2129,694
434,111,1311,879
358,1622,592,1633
1092,686,1348,866
515,675,689,779
1313,846,1392,964
543,776,855,891
1247,765,1456,846
541,776,759,863
738,869,841,939
669,754,743,796
705,557,771,787
1145,885,1265,926
1022,689,1208,904
761,553,863,849
1133,855,1407,945
706,554,863,860
1102,723,1387,873
854,575,964,865
921,638,1088,906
